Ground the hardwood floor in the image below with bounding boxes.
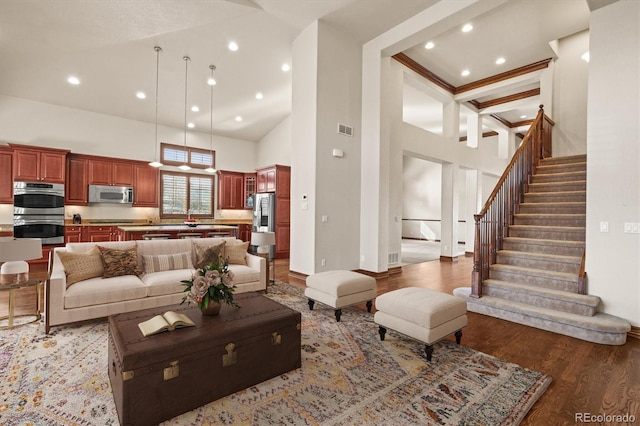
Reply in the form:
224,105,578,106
3,258,639,425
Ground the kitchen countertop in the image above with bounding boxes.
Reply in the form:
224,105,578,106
117,224,239,232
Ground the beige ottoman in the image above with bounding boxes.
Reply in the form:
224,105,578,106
305,270,377,322
374,287,467,361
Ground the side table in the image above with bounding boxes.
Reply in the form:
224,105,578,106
0,280,42,329
255,252,274,290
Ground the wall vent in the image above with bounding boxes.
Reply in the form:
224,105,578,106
337,123,353,137
388,252,400,265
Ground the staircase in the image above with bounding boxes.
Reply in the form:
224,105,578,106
455,154,631,345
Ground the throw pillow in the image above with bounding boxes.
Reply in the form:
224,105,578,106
98,245,142,278
56,246,104,287
143,251,194,274
225,241,249,265
193,240,226,269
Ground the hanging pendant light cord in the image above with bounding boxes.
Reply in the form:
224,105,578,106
154,47,161,164
183,56,190,151
208,64,216,173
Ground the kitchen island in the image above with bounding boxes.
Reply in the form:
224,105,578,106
116,224,239,241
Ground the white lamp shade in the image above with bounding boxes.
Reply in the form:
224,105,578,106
0,238,42,262
251,232,275,247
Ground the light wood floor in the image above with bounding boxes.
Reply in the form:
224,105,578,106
3,258,639,425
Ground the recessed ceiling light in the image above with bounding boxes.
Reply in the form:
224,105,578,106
228,41,239,52
461,69,470,77
207,77,217,86
255,92,263,100
581,51,590,62
187,122,195,128
520,115,527,119
496,57,506,65
281,63,290,72
191,106,199,112
136,91,146,99
462,23,474,33
67,76,80,85
424,41,435,50
235,116,242,122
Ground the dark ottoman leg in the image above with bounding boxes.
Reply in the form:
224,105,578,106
334,309,342,322
455,330,462,344
425,344,434,362
378,326,387,341
308,299,315,310
366,300,372,312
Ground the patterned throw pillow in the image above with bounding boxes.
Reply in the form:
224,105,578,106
225,241,249,265
56,246,104,287
143,251,193,273
98,245,141,278
193,240,226,269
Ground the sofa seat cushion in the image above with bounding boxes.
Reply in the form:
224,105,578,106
142,269,195,297
64,275,147,309
228,265,260,285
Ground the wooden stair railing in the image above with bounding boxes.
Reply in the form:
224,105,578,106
471,105,554,298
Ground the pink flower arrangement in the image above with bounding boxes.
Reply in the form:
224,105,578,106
181,256,239,309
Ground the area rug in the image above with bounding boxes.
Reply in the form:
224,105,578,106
0,281,551,425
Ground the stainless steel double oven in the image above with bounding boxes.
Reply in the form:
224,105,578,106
13,181,65,245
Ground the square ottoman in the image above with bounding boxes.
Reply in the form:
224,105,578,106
374,287,467,361
305,270,377,322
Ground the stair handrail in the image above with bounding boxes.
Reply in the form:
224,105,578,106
471,105,554,297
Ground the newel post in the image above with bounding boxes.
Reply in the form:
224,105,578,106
471,214,482,298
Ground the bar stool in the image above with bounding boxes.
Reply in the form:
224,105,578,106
142,233,171,240
177,233,201,239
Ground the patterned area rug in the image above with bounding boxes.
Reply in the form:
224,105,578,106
0,281,551,425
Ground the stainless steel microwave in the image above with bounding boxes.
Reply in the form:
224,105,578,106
88,185,134,204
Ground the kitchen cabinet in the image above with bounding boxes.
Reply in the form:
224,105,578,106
0,147,13,203
64,226,84,243
255,165,291,259
27,245,58,268
133,165,159,207
238,223,252,242
88,158,134,186
65,155,88,205
10,144,68,183
86,226,118,242
217,171,245,210
244,173,256,209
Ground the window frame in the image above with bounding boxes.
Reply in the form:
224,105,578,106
160,142,215,170
159,170,215,219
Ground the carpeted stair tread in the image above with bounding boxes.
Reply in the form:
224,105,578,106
532,171,586,182
518,202,586,214
503,236,585,248
490,264,578,282
453,287,630,345
497,250,581,265
527,181,586,193
482,279,599,315
539,154,587,165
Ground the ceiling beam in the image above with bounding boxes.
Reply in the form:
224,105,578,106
475,88,540,109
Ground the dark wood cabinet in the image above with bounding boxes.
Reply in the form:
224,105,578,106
88,159,134,186
217,171,245,210
244,173,256,209
238,223,252,242
0,147,13,204
256,165,291,259
133,165,159,207
10,144,68,183
86,226,118,242
65,155,88,205
64,226,84,243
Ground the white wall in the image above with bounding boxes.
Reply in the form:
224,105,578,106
0,94,258,223
257,115,291,168
402,156,442,240
552,30,590,156
586,0,640,327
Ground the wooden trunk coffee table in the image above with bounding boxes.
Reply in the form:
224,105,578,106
108,292,301,425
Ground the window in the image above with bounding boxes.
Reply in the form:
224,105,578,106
160,171,214,218
161,142,215,170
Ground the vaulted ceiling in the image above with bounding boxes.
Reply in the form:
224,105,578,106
0,0,590,142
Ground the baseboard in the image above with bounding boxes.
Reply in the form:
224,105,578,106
465,251,474,257
289,268,395,281
439,255,459,262
628,326,640,340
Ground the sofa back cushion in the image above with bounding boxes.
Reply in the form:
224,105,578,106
192,240,226,269
143,251,194,273
98,245,142,278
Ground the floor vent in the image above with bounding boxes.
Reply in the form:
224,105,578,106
337,123,353,137
388,252,400,264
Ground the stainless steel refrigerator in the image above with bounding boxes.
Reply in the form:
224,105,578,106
252,193,276,258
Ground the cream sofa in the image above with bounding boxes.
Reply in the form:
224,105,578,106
45,237,266,333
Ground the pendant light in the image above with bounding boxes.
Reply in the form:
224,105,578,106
148,46,163,167
205,64,217,174
179,55,192,171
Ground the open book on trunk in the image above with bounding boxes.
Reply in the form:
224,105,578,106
138,311,196,337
